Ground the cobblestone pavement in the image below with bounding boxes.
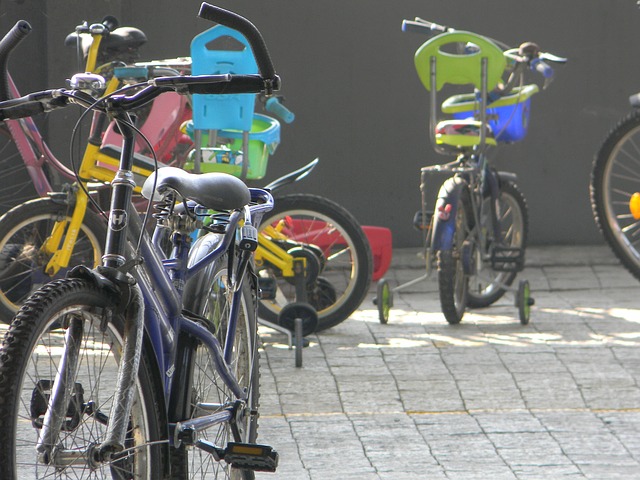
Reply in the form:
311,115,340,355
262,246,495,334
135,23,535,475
256,245,640,479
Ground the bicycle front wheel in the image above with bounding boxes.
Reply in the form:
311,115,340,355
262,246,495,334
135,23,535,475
257,194,372,332
0,197,106,323
591,111,640,280
437,190,471,325
179,251,259,479
0,278,166,479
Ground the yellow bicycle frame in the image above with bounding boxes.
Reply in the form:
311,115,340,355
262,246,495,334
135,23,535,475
42,33,151,275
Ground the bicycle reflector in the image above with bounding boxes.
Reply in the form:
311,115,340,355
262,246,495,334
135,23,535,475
630,192,640,220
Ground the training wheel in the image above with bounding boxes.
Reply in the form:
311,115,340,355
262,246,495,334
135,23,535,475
376,278,393,324
279,302,318,368
278,302,318,337
516,280,534,325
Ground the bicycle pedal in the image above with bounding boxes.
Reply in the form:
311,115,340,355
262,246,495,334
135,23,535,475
223,442,278,472
491,246,525,272
258,277,277,300
412,210,433,230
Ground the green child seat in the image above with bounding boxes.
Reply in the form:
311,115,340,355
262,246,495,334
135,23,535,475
413,31,506,150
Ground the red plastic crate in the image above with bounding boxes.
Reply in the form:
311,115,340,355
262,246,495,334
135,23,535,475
274,218,392,282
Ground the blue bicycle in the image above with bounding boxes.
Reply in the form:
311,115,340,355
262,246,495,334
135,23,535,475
0,4,279,479
375,18,565,325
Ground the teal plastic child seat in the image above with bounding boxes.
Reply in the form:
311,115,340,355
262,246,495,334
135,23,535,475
190,24,258,131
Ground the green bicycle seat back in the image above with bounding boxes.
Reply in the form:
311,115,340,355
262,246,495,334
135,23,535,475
414,31,506,91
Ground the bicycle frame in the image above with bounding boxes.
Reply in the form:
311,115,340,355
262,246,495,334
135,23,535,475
429,155,505,254
41,108,273,457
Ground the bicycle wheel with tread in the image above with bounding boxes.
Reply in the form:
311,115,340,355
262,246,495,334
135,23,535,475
591,110,640,281
437,190,471,325
179,251,260,480
467,180,528,308
0,197,106,323
0,277,166,479
257,193,372,332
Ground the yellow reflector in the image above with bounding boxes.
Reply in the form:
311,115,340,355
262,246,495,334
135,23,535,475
230,445,264,456
630,192,640,220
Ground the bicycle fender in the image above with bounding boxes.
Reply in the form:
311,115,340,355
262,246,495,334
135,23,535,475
431,176,467,251
497,170,518,186
187,231,225,266
263,158,319,193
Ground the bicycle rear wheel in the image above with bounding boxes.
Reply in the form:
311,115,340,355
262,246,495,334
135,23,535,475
467,180,528,308
257,194,372,332
178,249,259,479
0,278,165,479
591,110,640,280
0,197,106,323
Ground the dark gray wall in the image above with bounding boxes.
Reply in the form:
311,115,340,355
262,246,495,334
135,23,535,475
2,0,638,247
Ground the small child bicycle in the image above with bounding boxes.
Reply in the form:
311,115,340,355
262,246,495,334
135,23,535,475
375,17,566,325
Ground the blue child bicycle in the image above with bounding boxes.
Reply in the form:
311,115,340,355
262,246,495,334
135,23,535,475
375,18,566,325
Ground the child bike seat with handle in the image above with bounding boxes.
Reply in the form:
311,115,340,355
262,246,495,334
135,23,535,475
191,24,258,131
413,31,506,150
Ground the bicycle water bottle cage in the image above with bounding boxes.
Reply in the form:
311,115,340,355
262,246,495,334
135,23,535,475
413,31,506,151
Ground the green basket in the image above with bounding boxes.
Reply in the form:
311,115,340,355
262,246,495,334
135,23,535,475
184,114,280,180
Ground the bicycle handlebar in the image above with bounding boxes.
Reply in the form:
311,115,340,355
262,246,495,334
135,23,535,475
0,20,32,101
403,17,567,81
401,19,450,37
0,73,276,121
0,3,282,122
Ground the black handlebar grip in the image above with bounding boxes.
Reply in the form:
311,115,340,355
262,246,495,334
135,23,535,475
197,3,277,82
0,101,44,120
0,20,32,101
186,75,269,95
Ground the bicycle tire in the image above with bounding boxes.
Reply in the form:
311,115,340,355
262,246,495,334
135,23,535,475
437,187,471,324
467,180,528,308
178,250,259,480
0,197,106,323
257,193,372,332
591,110,640,281
0,277,166,479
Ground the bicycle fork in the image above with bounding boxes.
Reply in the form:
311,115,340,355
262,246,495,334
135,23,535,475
37,118,146,466
36,280,145,466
